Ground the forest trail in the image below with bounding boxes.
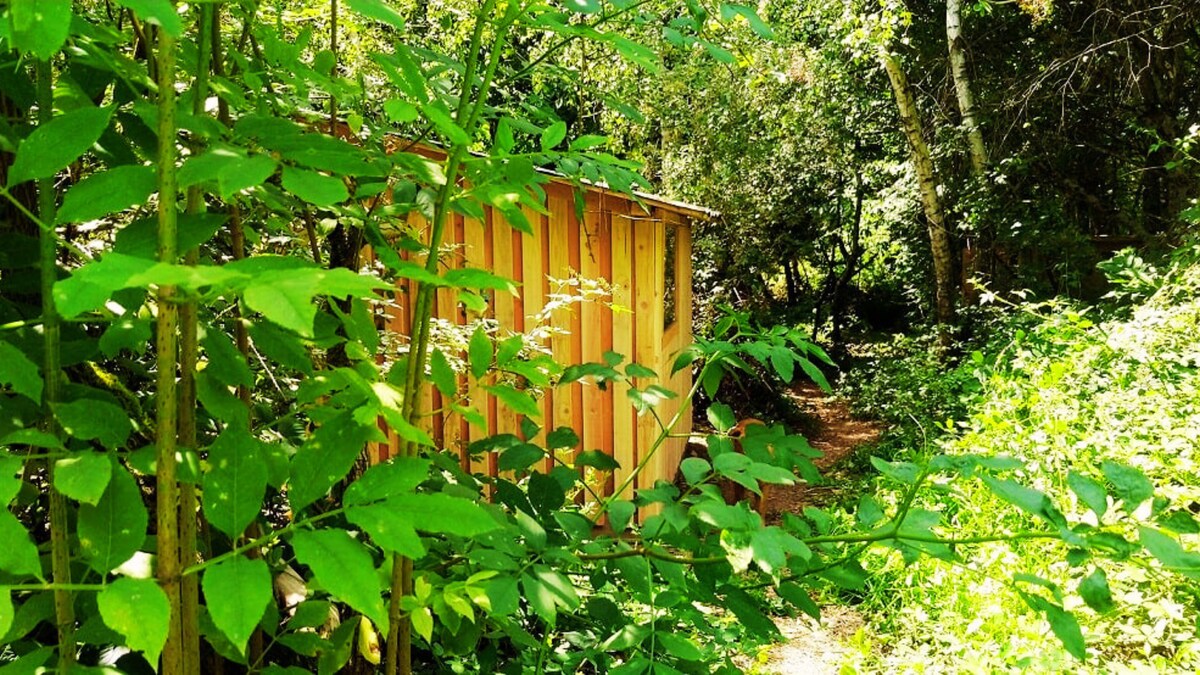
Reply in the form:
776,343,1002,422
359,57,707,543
756,381,883,674
760,381,883,520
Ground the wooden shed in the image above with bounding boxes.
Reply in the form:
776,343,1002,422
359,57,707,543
373,162,715,503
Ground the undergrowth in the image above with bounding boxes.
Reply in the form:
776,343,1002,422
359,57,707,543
840,246,1200,673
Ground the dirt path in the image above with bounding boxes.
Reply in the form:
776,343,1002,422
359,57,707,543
755,381,882,674
760,381,882,520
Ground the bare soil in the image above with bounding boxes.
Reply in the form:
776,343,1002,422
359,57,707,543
760,381,883,521
757,381,883,674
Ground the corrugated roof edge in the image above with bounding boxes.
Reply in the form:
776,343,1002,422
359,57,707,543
396,138,720,222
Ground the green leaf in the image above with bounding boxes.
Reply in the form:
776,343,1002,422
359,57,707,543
344,457,430,506
0,455,24,506
9,104,112,186
1067,470,1107,518
345,0,406,29
78,468,148,573
53,452,113,505
202,557,272,654
486,384,541,418
0,590,11,640
282,166,349,207
8,0,72,60
546,427,579,450
1139,526,1200,580
0,341,42,403
541,121,568,152
1101,461,1153,512
777,582,820,620
608,500,635,532
100,317,153,357
569,134,608,152
720,3,775,39
468,326,492,378
720,586,780,638
1021,592,1086,660
706,402,736,432
53,399,132,449
575,450,619,471
98,578,171,664
179,149,278,199
289,411,381,511
0,511,41,578
870,456,920,484
291,529,388,632
498,443,544,472
202,329,253,388
443,268,519,293
564,0,602,13
113,0,181,37
769,349,794,381
429,350,457,397
422,102,470,145
656,632,703,661
202,424,268,539
981,475,1065,527
347,501,426,558
384,99,419,123
1078,568,1114,613
248,321,313,374
384,493,499,536
57,165,157,224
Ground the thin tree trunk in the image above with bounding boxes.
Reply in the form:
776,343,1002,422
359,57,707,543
946,0,987,176
155,20,185,675
179,7,214,673
36,58,77,674
947,0,987,303
879,48,956,349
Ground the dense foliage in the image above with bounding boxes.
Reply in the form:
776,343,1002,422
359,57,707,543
1,1,1198,673
842,247,1200,672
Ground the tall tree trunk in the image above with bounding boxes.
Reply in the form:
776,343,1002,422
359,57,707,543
946,0,987,175
947,0,987,304
879,49,956,349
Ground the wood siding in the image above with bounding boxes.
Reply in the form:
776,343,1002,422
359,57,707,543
374,181,698,513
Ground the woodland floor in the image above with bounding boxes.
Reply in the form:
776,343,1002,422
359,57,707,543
754,381,883,674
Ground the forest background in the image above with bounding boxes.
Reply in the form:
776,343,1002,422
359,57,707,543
1,0,1199,673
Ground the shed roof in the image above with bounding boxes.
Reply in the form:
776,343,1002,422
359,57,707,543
392,138,719,223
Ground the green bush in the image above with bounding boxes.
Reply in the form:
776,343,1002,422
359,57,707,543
844,250,1200,673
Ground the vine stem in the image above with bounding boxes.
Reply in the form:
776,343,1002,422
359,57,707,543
36,57,77,674
154,18,184,675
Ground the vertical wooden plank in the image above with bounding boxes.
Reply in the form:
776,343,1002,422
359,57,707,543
598,200,616,499
567,191,585,467
579,191,606,501
633,204,663,508
455,216,471,470
547,185,578,468
520,204,554,471
648,209,675,496
463,212,490,477
437,215,465,466
609,198,636,502
671,214,694,470
491,209,520,448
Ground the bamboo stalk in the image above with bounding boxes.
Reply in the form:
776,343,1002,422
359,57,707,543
154,18,185,675
36,57,77,675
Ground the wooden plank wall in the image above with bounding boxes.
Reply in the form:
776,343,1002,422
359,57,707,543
376,184,694,515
